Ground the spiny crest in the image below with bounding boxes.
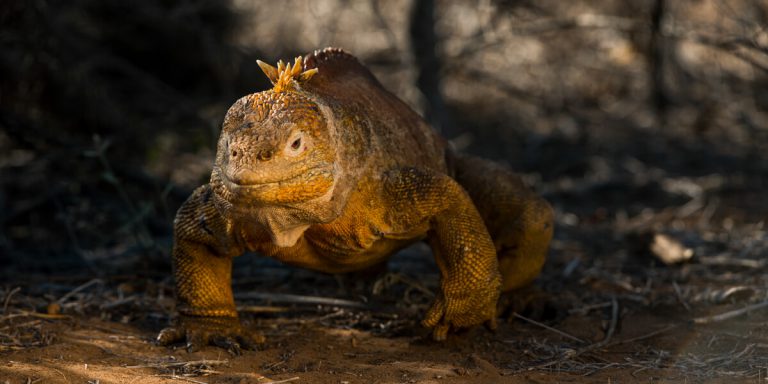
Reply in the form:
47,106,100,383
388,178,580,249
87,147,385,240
257,56,318,93
304,47,358,68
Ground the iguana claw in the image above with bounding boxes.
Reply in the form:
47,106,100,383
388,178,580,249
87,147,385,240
422,274,501,341
157,316,264,355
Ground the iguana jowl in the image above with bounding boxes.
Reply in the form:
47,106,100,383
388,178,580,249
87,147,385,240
157,47,554,352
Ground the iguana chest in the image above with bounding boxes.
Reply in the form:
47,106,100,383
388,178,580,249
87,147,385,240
304,218,427,267
240,182,429,273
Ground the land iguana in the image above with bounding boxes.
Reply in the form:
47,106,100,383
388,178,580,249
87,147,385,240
157,47,554,352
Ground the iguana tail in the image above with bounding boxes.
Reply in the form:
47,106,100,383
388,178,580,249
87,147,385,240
448,152,554,291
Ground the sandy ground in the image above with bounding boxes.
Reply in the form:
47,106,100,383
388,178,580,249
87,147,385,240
2,242,767,384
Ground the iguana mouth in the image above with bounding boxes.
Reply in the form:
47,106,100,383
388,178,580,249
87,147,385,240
212,164,335,205
220,168,302,188
218,165,332,188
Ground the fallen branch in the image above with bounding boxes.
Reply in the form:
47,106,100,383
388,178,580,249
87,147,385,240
693,300,768,325
607,324,678,347
3,311,69,320
57,279,104,304
259,377,300,384
237,305,291,314
235,292,368,309
698,255,765,269
152,375,208,384
126,360,229,369
2,287,21,315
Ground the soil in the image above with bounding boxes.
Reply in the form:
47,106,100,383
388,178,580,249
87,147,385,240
2,222,767,384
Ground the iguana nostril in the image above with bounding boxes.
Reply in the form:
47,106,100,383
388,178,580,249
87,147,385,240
231,149,238,158
257,149,273,161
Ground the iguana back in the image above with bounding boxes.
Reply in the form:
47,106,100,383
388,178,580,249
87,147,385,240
301,48,448,174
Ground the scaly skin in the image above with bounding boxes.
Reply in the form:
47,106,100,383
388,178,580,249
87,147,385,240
157,48,554,352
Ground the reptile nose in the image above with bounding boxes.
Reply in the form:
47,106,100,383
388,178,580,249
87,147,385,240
228,141,273,162
228,140,241,160
224,140,277,185
256,149,273,161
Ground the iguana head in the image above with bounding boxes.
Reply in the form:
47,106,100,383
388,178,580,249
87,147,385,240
210,57,336,217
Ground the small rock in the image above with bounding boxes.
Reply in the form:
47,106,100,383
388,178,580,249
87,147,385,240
650,233,693,265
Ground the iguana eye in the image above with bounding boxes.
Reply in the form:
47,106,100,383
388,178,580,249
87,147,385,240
285,133,305,157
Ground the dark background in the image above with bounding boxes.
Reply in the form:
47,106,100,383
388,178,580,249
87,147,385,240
1,0,766,282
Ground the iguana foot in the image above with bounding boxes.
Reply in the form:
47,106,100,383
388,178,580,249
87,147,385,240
421,275,501,341
157,316,264,355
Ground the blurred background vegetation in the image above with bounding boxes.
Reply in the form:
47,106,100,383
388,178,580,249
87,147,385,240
1,0,766,277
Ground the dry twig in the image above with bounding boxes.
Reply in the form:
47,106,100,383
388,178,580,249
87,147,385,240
698,255,765,269
152,375,208,384
607,324,679,347
57,279,103,304
235,292,368,309
513,312,586,344
237,305,291,314
258,377,300,384
2,287,21,315
126,360,229,369
693,300,768,325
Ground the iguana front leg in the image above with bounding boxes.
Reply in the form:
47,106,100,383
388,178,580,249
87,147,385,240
383,168,502,341
156,185,263,354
